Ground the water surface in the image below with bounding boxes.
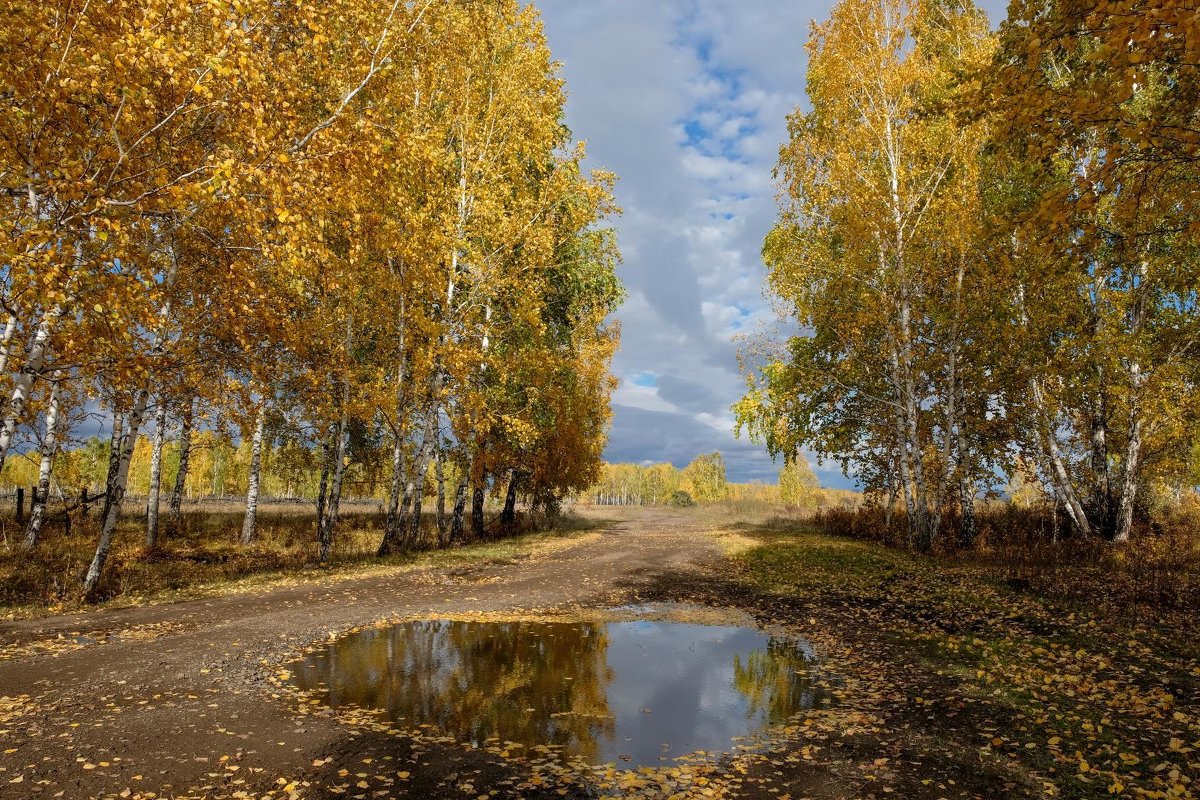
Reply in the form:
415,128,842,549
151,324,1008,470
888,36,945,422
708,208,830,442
289,617,819,767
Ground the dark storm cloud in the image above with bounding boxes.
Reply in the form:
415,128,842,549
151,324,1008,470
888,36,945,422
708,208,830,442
604,404,777,481
655,375,720,415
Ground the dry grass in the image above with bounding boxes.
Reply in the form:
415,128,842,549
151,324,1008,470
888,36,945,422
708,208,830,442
0,500,606,618
810,503,1200,611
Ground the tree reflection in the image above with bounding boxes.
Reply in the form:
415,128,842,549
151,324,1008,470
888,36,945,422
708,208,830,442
732,638,820,723
291,619,821,766
294,620,615,760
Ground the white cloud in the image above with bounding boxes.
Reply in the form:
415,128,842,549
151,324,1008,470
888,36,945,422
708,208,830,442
536,0,1008,483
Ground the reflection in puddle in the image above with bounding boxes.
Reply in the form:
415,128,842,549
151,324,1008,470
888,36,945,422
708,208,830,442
289,618,820,767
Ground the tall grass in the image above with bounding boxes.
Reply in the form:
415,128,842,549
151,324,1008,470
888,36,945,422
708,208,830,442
808,502,1200,611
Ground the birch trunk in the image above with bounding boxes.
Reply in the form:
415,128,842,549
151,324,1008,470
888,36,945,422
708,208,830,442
240,406,266,545
1089,274,1113,537
883,450,897,536
0,313,18,378
1033,380,1091,536
900,327,933,549
501,470,518,528
379,402,438,556
322,319,357,563
883,113,932,550
471,479,486,540
84,389,149,598
450,468,470,545
957,394,978,547
103,409,125,517
934,341,959,538
145,400,168,550
318,413,348,563
393,475,417,551
385,429,405,543
384,314,409,543
169,399,194,531
0,306,61,473
100,408,128,527
888,343,916,528
1113,262,1149,544
937,260,969,540
435,447,447,546
409,464,427,547
314,427,333,540
1113,268,1148,545
1089,390,1112,536
22,372,61,550
1113,383,1143,544
406,407,443,548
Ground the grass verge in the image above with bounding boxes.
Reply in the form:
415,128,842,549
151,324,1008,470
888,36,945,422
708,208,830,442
726,519,1200,799
0,505,609,619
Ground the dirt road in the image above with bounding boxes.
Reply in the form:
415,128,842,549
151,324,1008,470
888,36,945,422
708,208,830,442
0,510,731,799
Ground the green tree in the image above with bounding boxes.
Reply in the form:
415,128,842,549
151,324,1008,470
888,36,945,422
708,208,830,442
682,452,727,503
778,458,819,507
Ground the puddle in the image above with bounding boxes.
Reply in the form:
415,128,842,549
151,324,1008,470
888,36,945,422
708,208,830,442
288,615,821,767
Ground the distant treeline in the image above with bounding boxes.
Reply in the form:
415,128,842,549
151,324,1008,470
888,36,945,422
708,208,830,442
586,452,860,509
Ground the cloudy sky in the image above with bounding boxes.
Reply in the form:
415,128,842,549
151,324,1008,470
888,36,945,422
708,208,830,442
537,0,1007,486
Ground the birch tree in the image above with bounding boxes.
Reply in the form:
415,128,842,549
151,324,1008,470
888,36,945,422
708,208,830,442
992,0,1200,542
738,0,993,549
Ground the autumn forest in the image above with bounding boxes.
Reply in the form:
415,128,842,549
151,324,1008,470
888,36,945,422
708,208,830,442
738,0,1200,551
1,1,1198,799
1,0,623,598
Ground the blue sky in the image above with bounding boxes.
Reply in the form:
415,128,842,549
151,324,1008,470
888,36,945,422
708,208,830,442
537,1,1008,486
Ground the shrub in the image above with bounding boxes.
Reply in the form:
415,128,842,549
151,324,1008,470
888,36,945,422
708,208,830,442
668,490,695,507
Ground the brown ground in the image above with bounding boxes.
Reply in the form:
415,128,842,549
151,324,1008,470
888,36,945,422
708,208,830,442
4,508,1151,800
0,509,756,800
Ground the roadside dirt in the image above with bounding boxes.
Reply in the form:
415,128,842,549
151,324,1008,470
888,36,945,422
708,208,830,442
0,509,746,799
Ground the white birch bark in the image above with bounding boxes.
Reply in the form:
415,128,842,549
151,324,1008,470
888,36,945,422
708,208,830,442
471,478,486,540
314,424,333,539
0,306,61,473
406,405,440,544
956,382,978,545
1113,363,1144,544
83,388,149,597
385,426,405,539
935,261,966,539
318,318,354,561
409,458,428,546
240,406,266,545
145,400,168,549
385,306,408,544
1032,379,1091,536
0,313,18,378
1113,262,1149,544
22,371,61,550
888,342,917,524
98,405,128,528
435,446,447,545
318,413,348,563
379,402,437,556
449,468,470,545
169,399,194,528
